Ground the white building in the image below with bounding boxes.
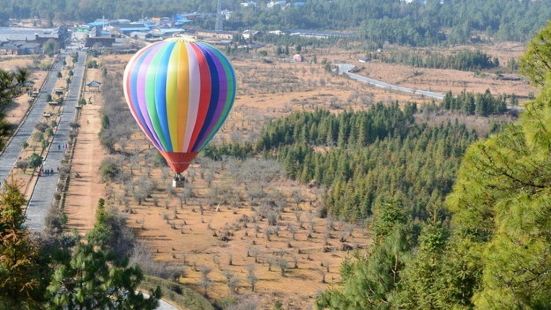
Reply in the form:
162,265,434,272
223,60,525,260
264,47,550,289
240,1,257,7
267,1,287,9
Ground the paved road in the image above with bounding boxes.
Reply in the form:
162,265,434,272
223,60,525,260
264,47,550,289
26,52,87,231
139,292,179,310
156,300,179,310
337,64,446,100
0,58,64,183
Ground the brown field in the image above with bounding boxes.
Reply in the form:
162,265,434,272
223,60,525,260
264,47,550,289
64,43,533,308
64,67,106,233
95,54,372,308
304,44,534,98
0,55,50,126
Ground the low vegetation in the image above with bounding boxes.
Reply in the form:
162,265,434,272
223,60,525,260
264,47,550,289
368,49,500,71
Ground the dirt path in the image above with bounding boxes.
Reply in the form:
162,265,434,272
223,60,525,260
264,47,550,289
64,68,105,234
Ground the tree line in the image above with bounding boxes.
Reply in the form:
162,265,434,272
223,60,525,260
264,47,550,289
368,49,500,71
441,90,511,116
2,0,551,45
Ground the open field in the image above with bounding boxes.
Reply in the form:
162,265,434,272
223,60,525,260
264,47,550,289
97,54,371,308
101,41,533,145
309,44,534,99
1,55,50,126
66,43,535,308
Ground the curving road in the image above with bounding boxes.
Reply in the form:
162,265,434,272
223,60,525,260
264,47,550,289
337,63,446,100
26,52,87,231
0,58,64,183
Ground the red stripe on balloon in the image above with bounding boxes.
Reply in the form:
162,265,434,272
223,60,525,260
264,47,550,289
187,43,212,152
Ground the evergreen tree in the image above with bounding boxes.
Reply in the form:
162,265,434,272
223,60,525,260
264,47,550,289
46,200,160,309
0,183,41,309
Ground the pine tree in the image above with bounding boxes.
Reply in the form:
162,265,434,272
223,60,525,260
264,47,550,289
46,200,161,309
0,183,41,309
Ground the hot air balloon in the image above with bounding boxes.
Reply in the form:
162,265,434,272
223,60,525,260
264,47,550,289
123,38,236,187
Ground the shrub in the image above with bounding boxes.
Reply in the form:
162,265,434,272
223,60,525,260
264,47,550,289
35,122,49,132
99,157,122,182
28,153,42,168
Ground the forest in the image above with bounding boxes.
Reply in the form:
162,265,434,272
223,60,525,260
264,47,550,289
200,22,551,308
314,22,551,309
367,50,500,71
2,0,551,45
440,90,511,116
257,105,478,221
208,92,510,221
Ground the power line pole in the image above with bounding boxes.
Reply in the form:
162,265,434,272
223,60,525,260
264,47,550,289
215,0,223,32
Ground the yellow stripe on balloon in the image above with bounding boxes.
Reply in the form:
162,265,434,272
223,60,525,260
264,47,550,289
166,42,180,150
175,41,190,152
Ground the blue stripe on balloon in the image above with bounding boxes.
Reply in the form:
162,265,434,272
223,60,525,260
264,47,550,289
202,63,236,148
155,41,175,151
192,44,220,152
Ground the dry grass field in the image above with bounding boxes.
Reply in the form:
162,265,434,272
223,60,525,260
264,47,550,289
96,54,372,308
63,44,533,308
64,67,106,233
1,55,50,126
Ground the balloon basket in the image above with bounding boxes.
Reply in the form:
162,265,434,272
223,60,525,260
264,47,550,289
172,174,186,188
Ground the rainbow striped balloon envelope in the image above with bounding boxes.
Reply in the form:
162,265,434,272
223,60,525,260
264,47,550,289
123,38,236,174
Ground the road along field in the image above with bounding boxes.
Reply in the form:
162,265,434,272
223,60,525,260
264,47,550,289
26,52,87,231
0,56,63,186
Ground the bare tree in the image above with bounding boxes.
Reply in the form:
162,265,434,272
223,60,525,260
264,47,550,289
133,176,155,205
319,269,327,283
267,210,278,226
246,265,258,292
179,185,193,207
288,224,298,240
292,255,298,269
291,190,302,208
204,169,214,186
267,256,274,272
199,266,213,296
248,246,260,263
276,257,288,277
265,226,278,242
223,271,239,295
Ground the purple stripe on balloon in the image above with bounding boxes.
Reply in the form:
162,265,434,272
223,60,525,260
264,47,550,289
193,43,228,150
136,42,164,148
128,46,162,149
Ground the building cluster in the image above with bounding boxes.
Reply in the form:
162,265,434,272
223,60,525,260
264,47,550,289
240,1,305,9
0,27,68,55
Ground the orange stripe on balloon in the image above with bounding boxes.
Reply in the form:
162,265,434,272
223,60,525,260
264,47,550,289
175,41,190,152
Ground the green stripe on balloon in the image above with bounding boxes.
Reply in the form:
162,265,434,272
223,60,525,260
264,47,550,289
145,45,170,150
